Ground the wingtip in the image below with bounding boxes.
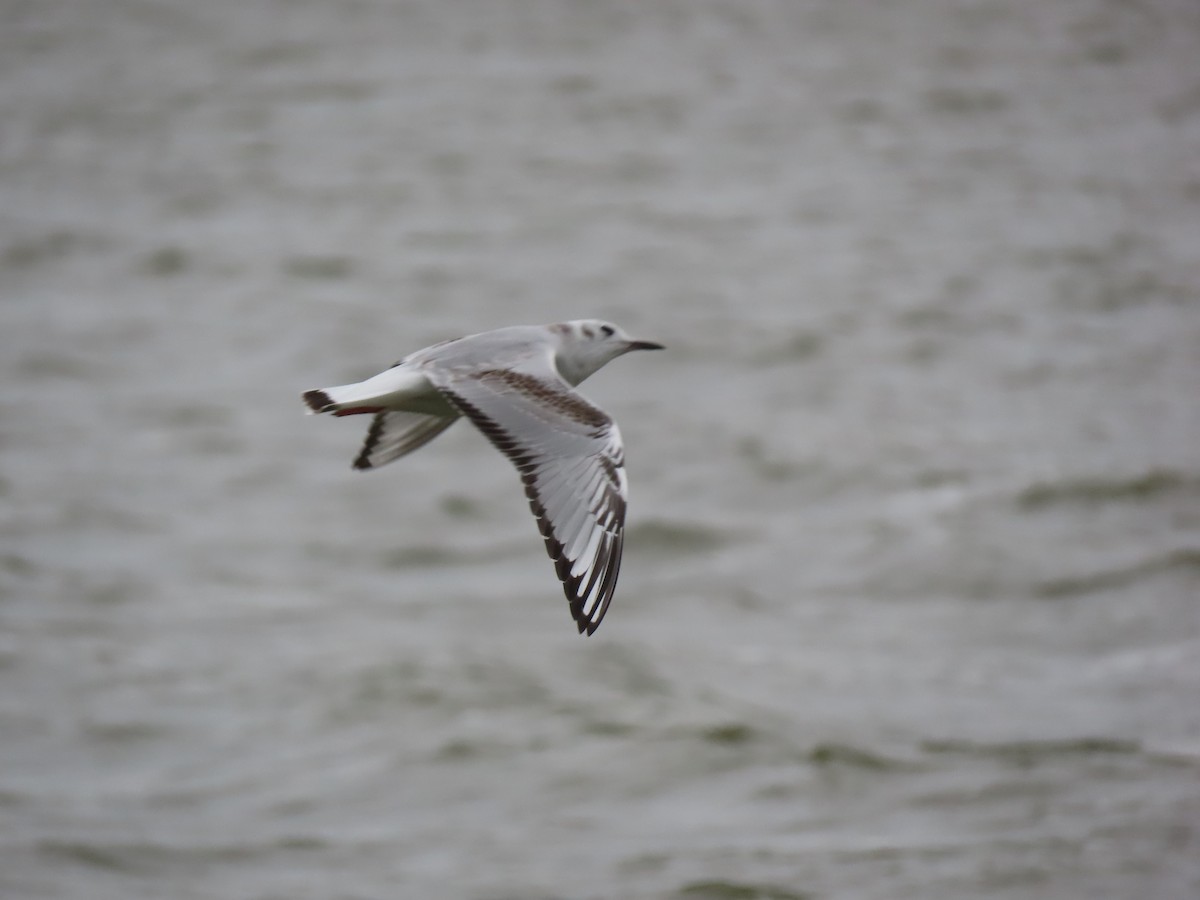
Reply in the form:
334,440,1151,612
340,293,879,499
572,595,608,636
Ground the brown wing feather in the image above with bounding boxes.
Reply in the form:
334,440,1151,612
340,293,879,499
435,369,628,634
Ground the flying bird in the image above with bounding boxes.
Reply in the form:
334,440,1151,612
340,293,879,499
302,320,663,635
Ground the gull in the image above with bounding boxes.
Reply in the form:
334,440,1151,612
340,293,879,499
302,320,663,635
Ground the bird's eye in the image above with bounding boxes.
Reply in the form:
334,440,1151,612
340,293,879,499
600,325,615,337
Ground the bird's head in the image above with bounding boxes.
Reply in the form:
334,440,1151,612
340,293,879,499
554,319,664,385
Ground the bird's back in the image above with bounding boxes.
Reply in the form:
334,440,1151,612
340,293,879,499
409,325,557,374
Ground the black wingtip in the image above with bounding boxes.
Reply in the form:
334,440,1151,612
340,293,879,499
303,389,334,413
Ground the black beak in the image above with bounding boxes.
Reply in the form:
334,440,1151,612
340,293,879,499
627,340,665,351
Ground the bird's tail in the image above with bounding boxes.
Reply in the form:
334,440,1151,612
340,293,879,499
302,383,384,417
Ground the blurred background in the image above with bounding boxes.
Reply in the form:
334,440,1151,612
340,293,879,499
2,1,1198,898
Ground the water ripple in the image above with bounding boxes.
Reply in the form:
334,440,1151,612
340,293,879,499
1016,468,1200,510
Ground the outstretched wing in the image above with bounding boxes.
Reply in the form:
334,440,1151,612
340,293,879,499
352,411,459,470
429,359,627,635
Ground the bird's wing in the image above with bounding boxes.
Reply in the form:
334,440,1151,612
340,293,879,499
352,411,459,470
427,354,627,634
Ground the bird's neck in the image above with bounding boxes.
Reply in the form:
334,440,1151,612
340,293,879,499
555,350,608,387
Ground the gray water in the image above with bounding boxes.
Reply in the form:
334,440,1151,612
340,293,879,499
2,1,1199,898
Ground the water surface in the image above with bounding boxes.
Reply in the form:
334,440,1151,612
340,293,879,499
2,1,1198,898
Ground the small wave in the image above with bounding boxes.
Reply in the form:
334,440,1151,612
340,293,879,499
347,659,444,711
0,552,35,576
807,742,920,772
1016,468,1198,510
700,722,758,746
750,330,825,366
3,228,107,269
378,544,468,568
676,879,813,900
150,402,231,429
625,519,730,553
81,720,166,743
924,86,1011,116
282,254,354,280
15,351,111,382
920,737,1141,762
140,245,188,277
37,840,142,874
735,436,807,482
0,787,26,808
439,493,481,518
579,718,638,738
1035,548,1200,598
1142,741,1200,768
36,836,315,872
434,737,493,762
